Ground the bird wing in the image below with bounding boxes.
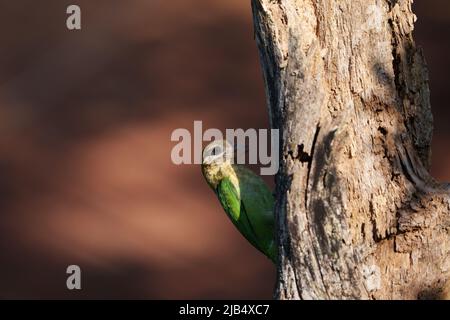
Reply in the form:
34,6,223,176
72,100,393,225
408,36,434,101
216,177,266,255
236,167,274,231
236,167,277,262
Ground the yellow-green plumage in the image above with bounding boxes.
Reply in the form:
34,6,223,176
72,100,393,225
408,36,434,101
202,140,277,263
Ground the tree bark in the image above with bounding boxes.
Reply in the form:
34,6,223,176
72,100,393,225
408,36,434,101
251,0,450,299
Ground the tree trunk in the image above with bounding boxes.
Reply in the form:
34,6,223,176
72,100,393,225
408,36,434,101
251,0,450,299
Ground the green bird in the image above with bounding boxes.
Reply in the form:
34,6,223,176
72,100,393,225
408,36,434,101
201,139,277,263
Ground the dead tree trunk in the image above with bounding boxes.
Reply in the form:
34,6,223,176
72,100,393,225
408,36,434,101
251,0,450,299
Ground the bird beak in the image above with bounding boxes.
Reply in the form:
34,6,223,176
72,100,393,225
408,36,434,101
202,155,214,165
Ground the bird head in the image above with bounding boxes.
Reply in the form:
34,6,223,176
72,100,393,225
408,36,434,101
202,139,234,166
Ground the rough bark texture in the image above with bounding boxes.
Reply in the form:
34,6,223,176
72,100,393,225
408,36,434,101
251,0,450,299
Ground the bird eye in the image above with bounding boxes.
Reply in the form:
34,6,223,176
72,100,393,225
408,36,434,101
211,147,222,156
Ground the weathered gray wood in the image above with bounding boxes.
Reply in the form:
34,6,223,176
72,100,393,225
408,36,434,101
251,0,450,299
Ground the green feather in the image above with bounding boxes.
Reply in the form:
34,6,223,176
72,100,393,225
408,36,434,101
216,168,277,263
201,139,277,263
217,178,262,253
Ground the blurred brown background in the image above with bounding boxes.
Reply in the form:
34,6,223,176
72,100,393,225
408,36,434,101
0,1,448,299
